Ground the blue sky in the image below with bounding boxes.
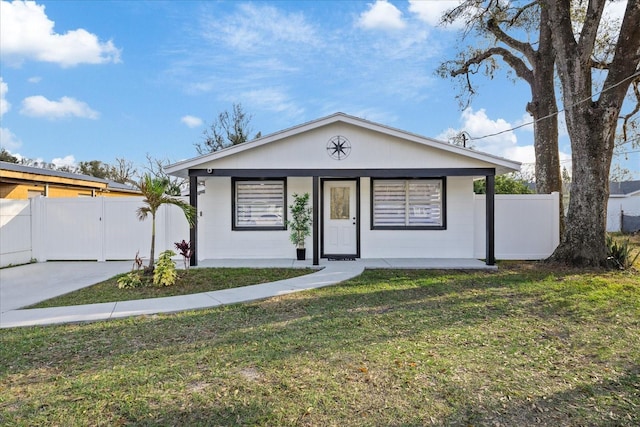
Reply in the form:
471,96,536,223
0,0,637,178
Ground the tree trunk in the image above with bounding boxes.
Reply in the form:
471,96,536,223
149,212,156,270
527,17,564,234
549,107,614,266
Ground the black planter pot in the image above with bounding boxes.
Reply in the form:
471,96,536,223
296,248,306,261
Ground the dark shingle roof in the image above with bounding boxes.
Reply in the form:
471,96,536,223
610,180,640,196
0,161,139,193
1,161,106,183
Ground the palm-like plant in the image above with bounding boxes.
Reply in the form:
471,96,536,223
136,174,196,270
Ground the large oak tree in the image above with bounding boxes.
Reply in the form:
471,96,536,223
440,1,562,205
544,0,640,266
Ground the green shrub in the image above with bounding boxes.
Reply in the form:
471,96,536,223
117,271,143,289
153,250,178,287
606,235,640,270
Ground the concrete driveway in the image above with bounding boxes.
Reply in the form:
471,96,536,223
0,261,132,313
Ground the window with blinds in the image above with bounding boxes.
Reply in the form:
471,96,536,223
233,179,286,230
372,178,445,229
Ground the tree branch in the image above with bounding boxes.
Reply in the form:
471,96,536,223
600,0,640,109
503,1,539,27
578,0,607,62
487,17,536,63
620,79,640,141
451,47,534,86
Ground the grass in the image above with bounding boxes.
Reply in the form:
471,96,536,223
28,267,315,308
1,262,639,426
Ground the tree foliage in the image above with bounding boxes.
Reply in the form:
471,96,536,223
0,148,19,163
474,174,534,194
195,103,261,154
143,154,184,196
76,159,137,183
135,174,196,270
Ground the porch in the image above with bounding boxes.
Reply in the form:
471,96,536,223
195,257,496,270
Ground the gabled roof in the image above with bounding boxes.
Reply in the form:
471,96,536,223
166,112,521,178
610,180,640,197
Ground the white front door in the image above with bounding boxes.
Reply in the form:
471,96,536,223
323,180,358,257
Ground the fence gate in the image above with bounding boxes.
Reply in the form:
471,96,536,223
41,198,103,260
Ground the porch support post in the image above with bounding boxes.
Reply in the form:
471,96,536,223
189,174,198,267
312,175,319,266
486,173,495,266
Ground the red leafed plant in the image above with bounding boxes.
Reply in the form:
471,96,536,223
174,240,193,270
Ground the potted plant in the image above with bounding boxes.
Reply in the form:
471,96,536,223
287,192,312,260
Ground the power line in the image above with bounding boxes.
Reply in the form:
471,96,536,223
464,70,640,141
519,149,640,166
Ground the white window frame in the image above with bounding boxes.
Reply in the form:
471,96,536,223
232,178,286,230
371,178,445,230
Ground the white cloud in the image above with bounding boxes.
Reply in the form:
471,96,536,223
408,0,463,27
0,77,10,117
181,115,203,128
459,107,517,145
513,112,534,132
0,0,121,67
438,107,573,174
207,3,319,52
20,95,100,120
52,155,76,168
240,87,304,119
28,76,42,83
0,127,22,151
358,0,406,30
437,107,521,157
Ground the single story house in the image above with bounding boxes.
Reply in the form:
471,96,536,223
166,113,521,266
0,161,141,199
607,180,640,233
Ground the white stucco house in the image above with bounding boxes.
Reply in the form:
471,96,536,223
166,113,521,266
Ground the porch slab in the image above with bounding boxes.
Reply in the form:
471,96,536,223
194,258,496,270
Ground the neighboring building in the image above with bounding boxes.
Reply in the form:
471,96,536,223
166,112,522,266
0,161,141,199
607,180,640,233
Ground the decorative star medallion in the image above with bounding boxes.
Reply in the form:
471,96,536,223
326,135,351,160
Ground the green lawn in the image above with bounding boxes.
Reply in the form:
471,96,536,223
28,267,315,308
2,264,638,426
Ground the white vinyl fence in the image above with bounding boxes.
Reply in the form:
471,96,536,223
1,193,560,268
474,192,560,260
1,197,190,267
0,199,32,267
607,195,640,233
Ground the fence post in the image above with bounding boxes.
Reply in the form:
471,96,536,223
551,192,561,249
31,197,45,262
98,197,106,261
620,209,624,234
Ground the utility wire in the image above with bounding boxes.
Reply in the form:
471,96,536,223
464,70,640,141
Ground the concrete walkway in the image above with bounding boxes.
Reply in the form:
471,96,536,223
0,258,493,328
